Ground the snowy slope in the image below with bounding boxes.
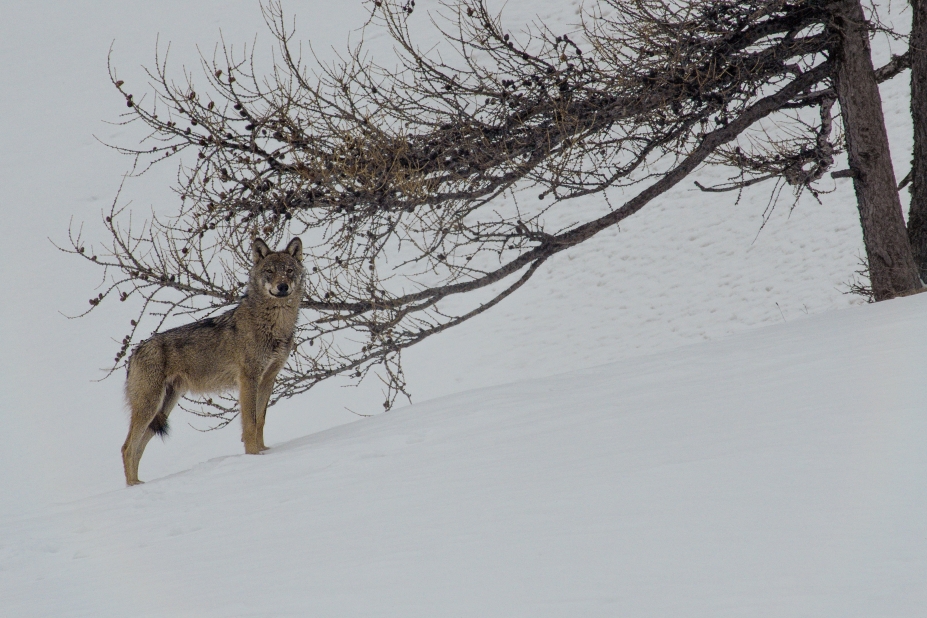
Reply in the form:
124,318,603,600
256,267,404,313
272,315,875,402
2,292,925,617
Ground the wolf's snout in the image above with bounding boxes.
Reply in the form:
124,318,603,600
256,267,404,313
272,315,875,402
276,283,289,295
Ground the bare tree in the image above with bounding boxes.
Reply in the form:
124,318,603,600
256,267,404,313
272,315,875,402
906,0,927,280
832,0,920,300
68,0,914,423
697,0,920,300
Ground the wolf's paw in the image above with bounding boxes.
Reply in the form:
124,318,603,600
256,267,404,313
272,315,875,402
126,479,144,486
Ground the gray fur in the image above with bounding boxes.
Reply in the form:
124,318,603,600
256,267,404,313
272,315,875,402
121,237,304,485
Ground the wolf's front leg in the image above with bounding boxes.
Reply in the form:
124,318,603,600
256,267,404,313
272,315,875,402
239,373,262,454
254,362,284,452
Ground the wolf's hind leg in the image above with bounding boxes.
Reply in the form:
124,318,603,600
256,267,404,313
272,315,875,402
122,381,182,485
124,425,161,486
123,386,162,486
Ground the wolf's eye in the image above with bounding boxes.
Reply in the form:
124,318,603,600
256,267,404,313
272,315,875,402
286,268,294,275
264,269,274,275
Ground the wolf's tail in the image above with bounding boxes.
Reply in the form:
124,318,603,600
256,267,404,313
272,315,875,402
149,411,170,437
148,383,175,437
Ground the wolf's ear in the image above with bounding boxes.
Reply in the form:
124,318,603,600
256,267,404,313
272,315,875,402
252,238,272,264
285,237,303,261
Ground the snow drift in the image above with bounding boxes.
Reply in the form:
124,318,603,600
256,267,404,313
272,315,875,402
2,293,924,617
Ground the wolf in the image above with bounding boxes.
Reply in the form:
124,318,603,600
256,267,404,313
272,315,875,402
121,237,305,486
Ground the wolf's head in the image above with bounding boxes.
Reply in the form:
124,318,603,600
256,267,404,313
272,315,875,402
250,237,305,299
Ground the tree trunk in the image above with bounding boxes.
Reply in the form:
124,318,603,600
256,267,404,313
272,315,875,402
907,0,927,280
832,0,922,300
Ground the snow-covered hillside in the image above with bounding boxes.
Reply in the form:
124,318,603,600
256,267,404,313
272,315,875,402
3,293,925,617
0,1,924,614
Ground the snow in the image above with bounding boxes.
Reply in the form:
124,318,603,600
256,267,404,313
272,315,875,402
0,1,923,615
3,294,925,616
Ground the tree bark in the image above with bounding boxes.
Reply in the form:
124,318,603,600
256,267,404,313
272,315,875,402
907,0,927,280
832,0,922,300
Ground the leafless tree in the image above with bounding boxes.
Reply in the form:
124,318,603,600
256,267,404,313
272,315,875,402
67,0,917,424
696,0,921,301
906,0,927,280
831,0,920,300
